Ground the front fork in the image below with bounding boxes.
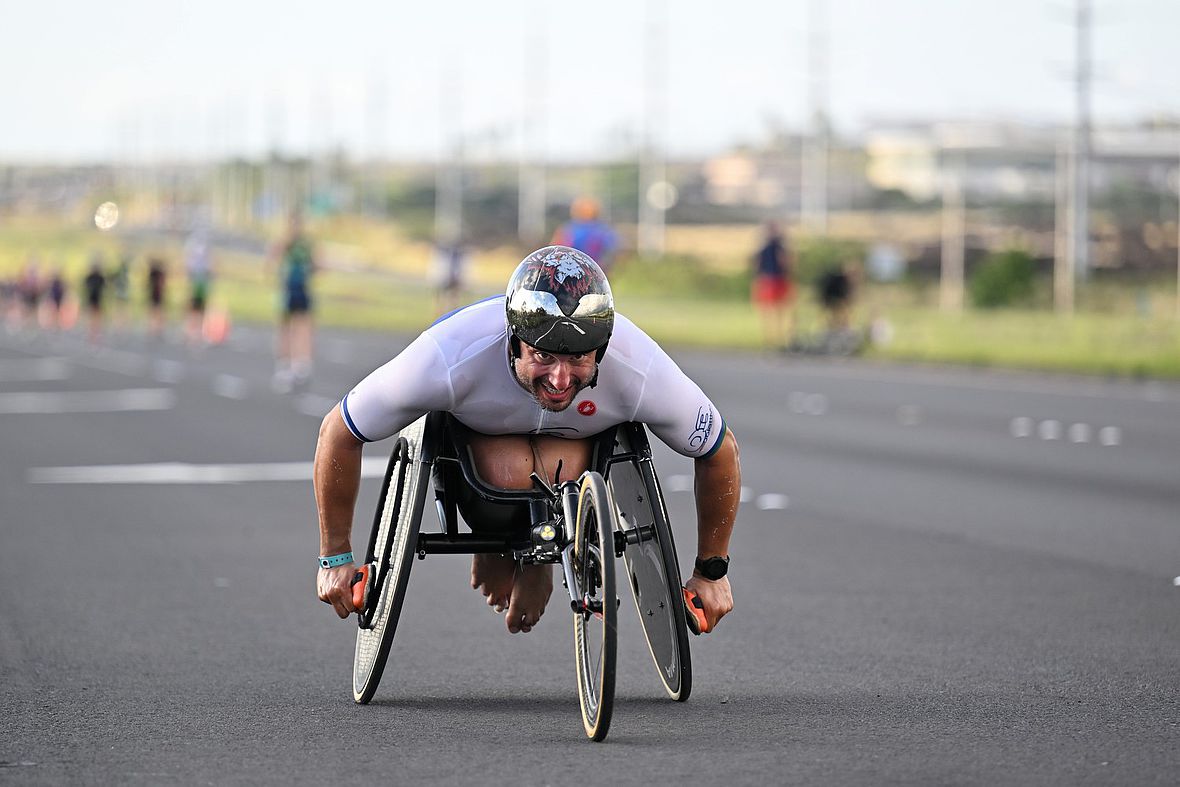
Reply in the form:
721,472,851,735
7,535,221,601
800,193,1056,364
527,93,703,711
557,479,583,611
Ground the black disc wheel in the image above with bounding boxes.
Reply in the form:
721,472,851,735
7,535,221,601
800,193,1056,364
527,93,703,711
571,471,618,742
352,417,430,704
608,427,692,701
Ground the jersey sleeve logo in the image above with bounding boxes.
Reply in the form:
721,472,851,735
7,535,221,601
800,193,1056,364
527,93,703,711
688,406,714,452
577,400,597,416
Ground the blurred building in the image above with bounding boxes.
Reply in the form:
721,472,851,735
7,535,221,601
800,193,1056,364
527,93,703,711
865,120,1180,203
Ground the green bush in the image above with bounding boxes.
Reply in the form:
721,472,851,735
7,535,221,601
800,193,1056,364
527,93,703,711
610,254,747,300
793,237,865,285
969,249,1036,309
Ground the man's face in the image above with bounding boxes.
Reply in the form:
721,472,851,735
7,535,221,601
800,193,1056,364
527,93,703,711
513,343,597,412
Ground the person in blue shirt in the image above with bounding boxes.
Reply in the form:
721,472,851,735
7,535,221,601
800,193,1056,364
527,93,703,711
552,196,618,273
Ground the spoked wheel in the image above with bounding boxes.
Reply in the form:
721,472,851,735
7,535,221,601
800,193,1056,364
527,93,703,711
608,425,692,701
571,471,618,742
353,417,430,704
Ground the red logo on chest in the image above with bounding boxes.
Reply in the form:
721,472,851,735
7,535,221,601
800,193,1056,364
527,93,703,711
577,400,597,416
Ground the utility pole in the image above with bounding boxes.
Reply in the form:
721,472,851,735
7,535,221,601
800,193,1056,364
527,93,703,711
517,2,547,245
435,66,463,245
1066,0,1092,284
365,67,388,216
1053,139,1074,312
939,150,965,312
802,0,829,235
638,0,668,258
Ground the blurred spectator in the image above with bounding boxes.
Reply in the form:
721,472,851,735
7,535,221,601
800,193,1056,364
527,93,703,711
431,237,469,317
793,262,864,356
146,256,168,339
818,264,856,332
44,267,67,331
551,196,618,272
270,211,316,392
0,276,16,329
750,221,795,350
83,253,107,343
109,250,133,330
17,256,42,330
183,228,213,347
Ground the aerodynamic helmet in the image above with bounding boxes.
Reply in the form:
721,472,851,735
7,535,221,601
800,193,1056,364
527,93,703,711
505,245,614,359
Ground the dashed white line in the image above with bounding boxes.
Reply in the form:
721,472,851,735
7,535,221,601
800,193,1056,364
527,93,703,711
0,358,71,382
212,374,249,400
665,474,693,492
1010,417,1034,438
88,349,147,376
1068,423,1091,444
1038,420,1062,440
28,457,389,484
0,388,175,414
897,405,922,426
788,391,828,416
152,359,185,384
1098,426,1122,446
755,493,788,510
294,393,338,418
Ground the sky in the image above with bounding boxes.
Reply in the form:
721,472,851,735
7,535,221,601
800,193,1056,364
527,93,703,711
1,0,1177,163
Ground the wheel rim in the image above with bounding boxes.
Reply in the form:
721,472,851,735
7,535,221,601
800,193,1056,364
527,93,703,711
572,473,616,740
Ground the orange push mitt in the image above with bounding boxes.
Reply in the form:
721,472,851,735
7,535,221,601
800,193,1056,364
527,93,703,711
351,564,371,613
683,588,710,635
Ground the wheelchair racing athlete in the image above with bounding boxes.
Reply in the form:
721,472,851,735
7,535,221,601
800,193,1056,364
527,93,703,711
314,246,740,635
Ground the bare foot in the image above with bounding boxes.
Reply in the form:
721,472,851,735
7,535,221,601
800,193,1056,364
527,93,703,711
471,554,515,612
505,563,553,634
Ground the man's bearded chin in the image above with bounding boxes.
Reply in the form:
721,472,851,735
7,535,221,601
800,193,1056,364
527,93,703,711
529,375,586,412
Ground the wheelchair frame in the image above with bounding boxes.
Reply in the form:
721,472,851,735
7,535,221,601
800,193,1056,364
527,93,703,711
351,411,694,741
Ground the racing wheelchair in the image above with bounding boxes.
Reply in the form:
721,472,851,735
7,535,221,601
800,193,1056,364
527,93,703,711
349,411,699,741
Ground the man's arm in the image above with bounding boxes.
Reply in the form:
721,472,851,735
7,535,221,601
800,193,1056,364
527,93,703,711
686,428,741,632
314,405,365,618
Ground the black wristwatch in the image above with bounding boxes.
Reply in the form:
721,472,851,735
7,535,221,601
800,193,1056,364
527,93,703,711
694,555,730,581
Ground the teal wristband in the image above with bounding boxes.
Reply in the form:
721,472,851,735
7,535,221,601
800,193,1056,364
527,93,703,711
319,552,353,569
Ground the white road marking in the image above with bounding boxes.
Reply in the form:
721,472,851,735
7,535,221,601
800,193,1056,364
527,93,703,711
1038,420,1062,440
28,457,389,484
152,359,185,384
1010,417,1034,438
294,393,338,418
1173,576,1180,587
213,374,249,400
739,486,752,503
88,349,147,376
755,493,788,510
0,358,71,382
666,474,693,492
788,391,828,415
775,362,1180,404
0,388,175,414
897,405,922,426
1068,423,1091,443
804,393,829,415
1099,426,1122,446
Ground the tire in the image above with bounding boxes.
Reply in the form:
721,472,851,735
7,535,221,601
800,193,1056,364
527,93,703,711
608,428,693,701
352,416,430,704
571,471,618,742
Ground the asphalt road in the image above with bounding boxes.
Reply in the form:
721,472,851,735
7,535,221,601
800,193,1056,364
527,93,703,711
1,321,1178,785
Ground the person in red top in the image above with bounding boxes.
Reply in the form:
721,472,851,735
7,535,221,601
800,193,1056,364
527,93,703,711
751,221,796,350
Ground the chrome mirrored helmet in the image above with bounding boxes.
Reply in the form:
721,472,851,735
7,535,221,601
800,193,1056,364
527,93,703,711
505,245,614,359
